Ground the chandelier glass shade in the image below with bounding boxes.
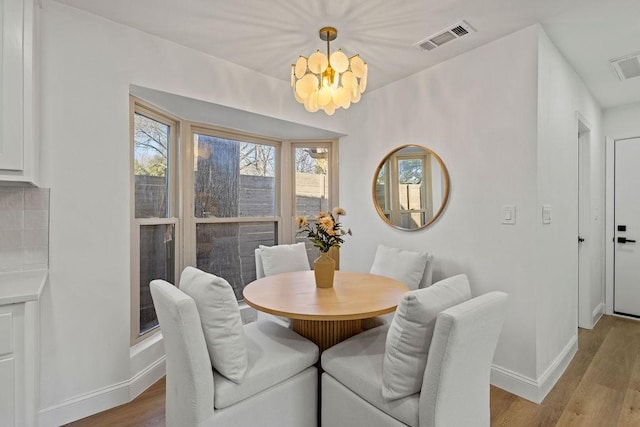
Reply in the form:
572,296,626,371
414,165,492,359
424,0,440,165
291,27,368,115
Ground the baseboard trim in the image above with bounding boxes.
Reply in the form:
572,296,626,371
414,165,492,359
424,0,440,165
491,365,539,402
38,378,131,427
535,334,577,401
491,334,577,403
38,356,165,427
130,355,166,400
592,303,604,327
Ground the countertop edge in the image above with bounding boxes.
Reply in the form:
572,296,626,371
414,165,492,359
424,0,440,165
0,269,49,305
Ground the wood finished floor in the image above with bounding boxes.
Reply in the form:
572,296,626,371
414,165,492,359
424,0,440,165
68,315,640,427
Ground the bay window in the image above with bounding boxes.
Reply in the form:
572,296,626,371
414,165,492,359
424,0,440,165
130,96,339,341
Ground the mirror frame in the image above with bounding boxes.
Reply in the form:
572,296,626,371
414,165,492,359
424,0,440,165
371,144,450,231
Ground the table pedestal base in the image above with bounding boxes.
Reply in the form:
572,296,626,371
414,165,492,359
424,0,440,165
292,319,362,352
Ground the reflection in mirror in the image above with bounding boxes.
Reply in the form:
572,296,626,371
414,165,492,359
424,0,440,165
373,145,450,230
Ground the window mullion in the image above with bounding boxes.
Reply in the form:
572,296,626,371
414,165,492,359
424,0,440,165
182,122,196,270
281,140,292,244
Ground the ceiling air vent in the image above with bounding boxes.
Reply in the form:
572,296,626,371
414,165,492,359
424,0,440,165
610,52,640,81
414,20,475,52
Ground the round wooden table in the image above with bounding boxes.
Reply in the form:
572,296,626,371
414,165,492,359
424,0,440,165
243,270,408,351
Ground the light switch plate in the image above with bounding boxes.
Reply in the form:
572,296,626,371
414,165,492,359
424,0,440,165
502,205,516,225
542,205,552,224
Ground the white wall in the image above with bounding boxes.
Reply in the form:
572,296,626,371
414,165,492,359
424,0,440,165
342,25,540,382
604,102,640,314
605,103,640,138
341,25,605,403
37,2,347,425
535,29,604,382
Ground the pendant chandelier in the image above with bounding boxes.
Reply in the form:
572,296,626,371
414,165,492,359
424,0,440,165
291,27,368,115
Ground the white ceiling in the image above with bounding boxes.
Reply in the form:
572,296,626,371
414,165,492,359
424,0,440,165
53,0,640,109
542,0,640,109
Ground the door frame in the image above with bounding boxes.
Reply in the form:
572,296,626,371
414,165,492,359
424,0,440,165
577,117,592,328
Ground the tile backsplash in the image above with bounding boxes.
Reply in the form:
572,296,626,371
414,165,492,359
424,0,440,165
0,187,50,272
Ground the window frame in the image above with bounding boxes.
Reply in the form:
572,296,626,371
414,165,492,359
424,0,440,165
130,97,182,345
183,123,284,271
288,140,339,242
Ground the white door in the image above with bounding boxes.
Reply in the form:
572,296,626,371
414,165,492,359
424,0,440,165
614,137,640,317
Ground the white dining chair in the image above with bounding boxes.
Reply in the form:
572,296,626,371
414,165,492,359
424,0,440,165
364,244,434,328
150,268,319,427
369,244,434,290
321,275,508,427
254,242,311,326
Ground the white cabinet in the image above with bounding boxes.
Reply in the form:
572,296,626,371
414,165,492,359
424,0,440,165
0,358,15,426
0,311,15,426
0,302,39,427
0,0,38,184
0,271,45,427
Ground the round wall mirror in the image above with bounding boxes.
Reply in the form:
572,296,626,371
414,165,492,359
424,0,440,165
372,144,450,231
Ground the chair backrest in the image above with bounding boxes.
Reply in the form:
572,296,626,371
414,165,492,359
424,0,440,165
419,291,508,427
150,280,214,427
370,244,434,290
419,254,435,289
255,249,266,279
254,243,311,279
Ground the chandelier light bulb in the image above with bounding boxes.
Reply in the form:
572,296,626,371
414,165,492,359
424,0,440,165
291,27,367,115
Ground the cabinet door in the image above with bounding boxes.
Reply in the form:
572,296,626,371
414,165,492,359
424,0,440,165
0,310,15,425
0,357,15,426
1,0,25,171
